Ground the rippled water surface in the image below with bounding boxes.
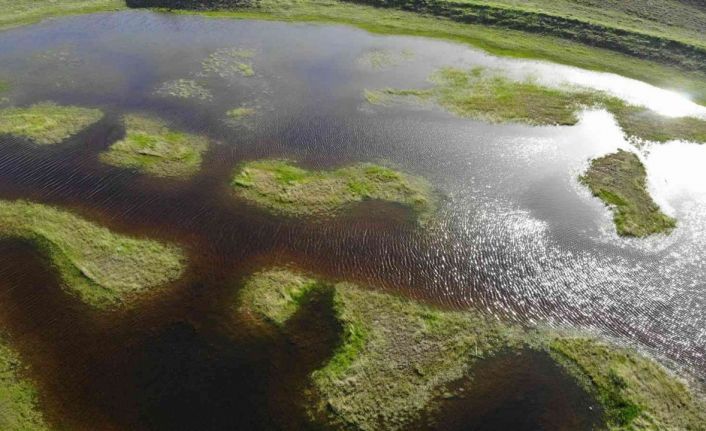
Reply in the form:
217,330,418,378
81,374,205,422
0,10,705,430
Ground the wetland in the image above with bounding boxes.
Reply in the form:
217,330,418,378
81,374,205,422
0,7,705,431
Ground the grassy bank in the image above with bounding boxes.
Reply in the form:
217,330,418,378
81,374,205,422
0,0,125,31
580,150,676,237
236,268,706,430
100,114,208,178
344,0,706,72
231,160,436,221
0,102,103,145
0,200,186,308
367,67,706,144
0,336,50,431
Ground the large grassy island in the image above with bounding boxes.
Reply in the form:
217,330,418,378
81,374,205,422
236,268,706,430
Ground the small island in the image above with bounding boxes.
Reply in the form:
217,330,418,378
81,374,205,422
580,150,676,237
0,102,103,145
231,160,437,221
236,268,706,431
100,114,209,178
0,200,186,308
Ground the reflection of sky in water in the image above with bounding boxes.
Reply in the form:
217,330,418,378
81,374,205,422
0,10,705,375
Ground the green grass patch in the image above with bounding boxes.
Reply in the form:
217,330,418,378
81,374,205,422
0,102,103,145
580,150,676,237
0,337,50,431
0,200,186,308
100,114,208,178
236,267,706,430
550,337,706,430
231,160,437,222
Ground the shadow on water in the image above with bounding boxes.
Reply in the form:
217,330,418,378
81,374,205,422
420,349,604,431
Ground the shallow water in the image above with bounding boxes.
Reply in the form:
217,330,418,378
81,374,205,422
0,10,705,430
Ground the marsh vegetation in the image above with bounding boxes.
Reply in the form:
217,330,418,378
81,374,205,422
231,160,437,221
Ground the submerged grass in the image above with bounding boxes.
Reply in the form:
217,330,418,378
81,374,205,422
0,337,50,431
201,47,256,78
0,102,103,145
231,160,437,222
357,48,414,70
237,268,706,431
155,79,213,101
368,67,706,144
0,200,186,309
100,114,208,178
580,150,676,237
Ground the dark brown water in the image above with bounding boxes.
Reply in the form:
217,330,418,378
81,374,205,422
0,10,705,430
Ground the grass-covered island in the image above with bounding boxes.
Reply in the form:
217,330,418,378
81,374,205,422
0,336,50,431
0,200,186,308
100,114,208,178
366,67,706,144
0,102,103,145
236,268,706,431
231,160,437,221
580,150,676,238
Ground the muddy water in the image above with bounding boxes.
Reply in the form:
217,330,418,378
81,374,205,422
0,10,705,430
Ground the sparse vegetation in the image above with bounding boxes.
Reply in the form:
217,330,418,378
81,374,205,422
580,150,676,237
155,79,213,101
231,160,437,221
0,200,186,308
237,268,706,431
0,336,50,431
100,114,208,178
0,102,102,145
